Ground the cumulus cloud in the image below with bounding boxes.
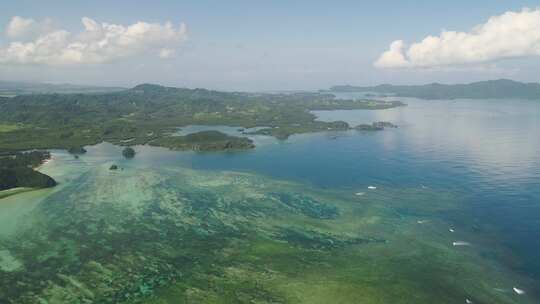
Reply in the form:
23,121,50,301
375,8,540,68
0,16,188,65
5,16,55,40
158,48,176,59
6,16,36,38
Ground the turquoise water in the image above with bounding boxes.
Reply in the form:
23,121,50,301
182,97,540,281
1,96,539,303
143,96,540,289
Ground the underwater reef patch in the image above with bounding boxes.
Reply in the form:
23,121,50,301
270,192,338,219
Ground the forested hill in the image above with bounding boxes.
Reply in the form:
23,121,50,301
330,79,540,100
0,84,404,151
0,151,57,191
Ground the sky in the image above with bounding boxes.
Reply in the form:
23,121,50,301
0,0,540,91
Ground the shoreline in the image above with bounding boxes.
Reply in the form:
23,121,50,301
0,187,36,200
34,155,54,171
0,154,56,200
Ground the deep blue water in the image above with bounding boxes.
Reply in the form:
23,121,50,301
84,96,540,284
127,96,540,284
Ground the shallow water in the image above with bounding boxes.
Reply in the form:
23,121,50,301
0,96,539,303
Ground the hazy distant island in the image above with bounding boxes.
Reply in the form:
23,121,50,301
0,81,124,97
330,79,540,100
0,83,404,152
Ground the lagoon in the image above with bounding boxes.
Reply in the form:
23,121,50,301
0,96,539,303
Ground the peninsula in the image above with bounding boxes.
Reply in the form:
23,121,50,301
0,84,404,152
0,151,57,194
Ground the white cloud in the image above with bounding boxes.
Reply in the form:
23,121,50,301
375,8,540,68
159,48,175,59
6,16,36,38
0,17,188,65
5,16,56,40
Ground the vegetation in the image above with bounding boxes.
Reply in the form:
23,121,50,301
67,146,87,155
0,150,52,168
0,84,404,152
122,147,136,158
244,120,351,140
0,151,57,191
330,79,540,99
0,124,23,133
355,121,398,131
150,130,255,151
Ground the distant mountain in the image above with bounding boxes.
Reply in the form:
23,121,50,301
0,81,125,97
330,79,540,100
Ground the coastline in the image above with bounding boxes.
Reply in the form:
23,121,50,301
34,155,54,171
0,187,35,200
0,154,56,200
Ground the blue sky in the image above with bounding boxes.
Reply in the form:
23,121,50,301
1,0,539,90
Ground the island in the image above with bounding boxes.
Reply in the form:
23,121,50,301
0,151,57,196
244,120,351,140
330,79,540,100
150,130,255,151
0,84,405,153
122,147,136,158
354,121,398,131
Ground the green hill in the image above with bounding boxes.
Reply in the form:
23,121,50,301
0,151,57,191
0,84,404,151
